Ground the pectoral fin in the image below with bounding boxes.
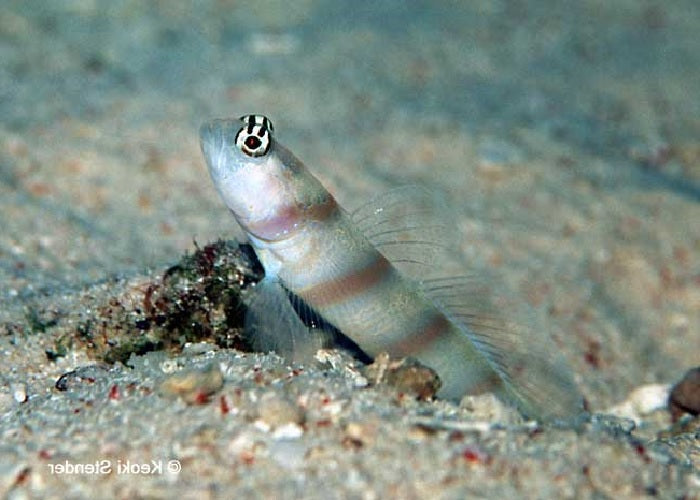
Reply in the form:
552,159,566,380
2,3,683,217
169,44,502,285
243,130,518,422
244,277,332,363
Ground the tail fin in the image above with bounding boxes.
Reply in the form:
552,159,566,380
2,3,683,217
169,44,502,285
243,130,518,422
423,276,583,421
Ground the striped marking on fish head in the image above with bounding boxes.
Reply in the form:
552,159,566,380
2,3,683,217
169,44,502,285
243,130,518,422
235,115,274,157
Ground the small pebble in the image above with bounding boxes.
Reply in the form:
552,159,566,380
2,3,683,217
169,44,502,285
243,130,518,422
668,367,700,422
272,422,304,440
460,393,522,424
182,342,219,355
365,354,441,400
11,383,27,404
345,421,377,447
54,364,111,392
315,349,367,386
159,362,224,404
0,463,30,498
605,384,670,424
256,393,304,428
227,433,255,456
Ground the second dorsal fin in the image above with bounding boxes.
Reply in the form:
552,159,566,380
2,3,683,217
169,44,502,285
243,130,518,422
423,274,583,420
351,187,583,420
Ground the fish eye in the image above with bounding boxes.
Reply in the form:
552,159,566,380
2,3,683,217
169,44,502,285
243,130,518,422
235,114,274,158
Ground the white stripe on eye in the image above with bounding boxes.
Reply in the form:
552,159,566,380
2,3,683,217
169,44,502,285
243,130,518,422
239,114,275,134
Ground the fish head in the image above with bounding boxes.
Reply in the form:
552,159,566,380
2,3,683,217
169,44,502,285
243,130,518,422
200,115,324,241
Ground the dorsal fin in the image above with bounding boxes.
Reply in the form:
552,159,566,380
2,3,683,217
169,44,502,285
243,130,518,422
350,185,453,279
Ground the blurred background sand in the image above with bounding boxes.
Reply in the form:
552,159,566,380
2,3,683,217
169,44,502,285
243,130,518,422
1,1,698,497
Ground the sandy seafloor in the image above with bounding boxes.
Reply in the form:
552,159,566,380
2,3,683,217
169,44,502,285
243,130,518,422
1,1,699,498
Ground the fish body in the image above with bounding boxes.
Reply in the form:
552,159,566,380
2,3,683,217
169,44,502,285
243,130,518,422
249,195,496,400
200,115,582,420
